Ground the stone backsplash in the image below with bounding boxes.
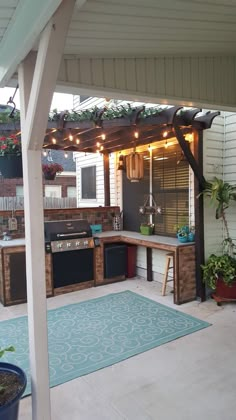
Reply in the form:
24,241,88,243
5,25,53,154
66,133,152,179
0,207,120,238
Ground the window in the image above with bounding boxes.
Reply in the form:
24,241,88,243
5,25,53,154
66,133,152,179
67,186,76,198
152,144,189,236
45,185,62,198
16,185,24,197
81,166,96,199
122,143,189,236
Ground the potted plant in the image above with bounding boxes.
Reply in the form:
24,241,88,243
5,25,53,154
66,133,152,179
0,346,27,420
0,135,22,178
140,222,154,235
200,177,236,303
42,162,63,180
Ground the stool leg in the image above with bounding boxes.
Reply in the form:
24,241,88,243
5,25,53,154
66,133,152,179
162,256,171,296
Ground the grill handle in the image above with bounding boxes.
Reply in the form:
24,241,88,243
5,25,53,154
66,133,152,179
56,231,88,238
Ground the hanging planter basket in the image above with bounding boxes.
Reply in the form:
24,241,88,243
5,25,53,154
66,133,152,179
0,155,23,179
44,173,56,181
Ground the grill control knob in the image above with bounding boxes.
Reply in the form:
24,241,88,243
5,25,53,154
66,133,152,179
67,242,71,248
57,243,63,249
75,241,80,246
83,240,88,246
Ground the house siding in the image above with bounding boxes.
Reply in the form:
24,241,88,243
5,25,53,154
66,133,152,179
224,113,236,245
203,114,224,258
58,56,236,110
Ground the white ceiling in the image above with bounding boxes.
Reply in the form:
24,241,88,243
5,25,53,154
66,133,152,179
66,0,236,56
1,0,236,61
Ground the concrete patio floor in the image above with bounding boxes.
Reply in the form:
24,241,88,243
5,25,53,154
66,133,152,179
1,277,236,420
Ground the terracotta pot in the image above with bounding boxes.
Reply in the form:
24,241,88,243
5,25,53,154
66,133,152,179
215,278,236,299
0,156,23,179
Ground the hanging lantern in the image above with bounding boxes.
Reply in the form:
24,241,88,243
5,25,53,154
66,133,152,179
126,151,144,182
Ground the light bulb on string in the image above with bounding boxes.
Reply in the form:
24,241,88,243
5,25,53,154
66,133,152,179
76,138,80,145
96,142,100,147
52,137,57,145
134,131,139,139
42,150,47,157
64,152,68,158
163,130,168,138
69,133,73,141
101,133,106,141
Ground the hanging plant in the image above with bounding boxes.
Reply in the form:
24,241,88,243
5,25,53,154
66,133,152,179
0,135,22,178
0,135,21,157
42,163,63,180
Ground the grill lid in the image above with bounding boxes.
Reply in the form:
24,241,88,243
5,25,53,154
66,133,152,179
44,219,92,241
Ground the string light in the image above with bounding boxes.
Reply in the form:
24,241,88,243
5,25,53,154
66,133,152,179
100,145,104,151
163,130,168,138
101,133,106,141
52,137,57,144
42,150,47,157
64,152,68,158
134,131,139,139
185,133,193,142
76,138,80,145
69,134,73,141
96,141,100,147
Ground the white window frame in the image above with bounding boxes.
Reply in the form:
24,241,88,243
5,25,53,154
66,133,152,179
80,165,97,202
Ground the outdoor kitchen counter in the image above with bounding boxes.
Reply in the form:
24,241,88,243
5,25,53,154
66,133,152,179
94,230,194,248
94,231,196,305
0,238,25,247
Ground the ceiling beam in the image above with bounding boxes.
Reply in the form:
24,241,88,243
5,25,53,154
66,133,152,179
0,0,64,86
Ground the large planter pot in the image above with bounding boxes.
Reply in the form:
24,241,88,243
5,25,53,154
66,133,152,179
0,156,23,179
215,278,236,300
0,362,27,420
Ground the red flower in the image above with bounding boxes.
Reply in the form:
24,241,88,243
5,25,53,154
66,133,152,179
0,145,7,149
13,139,19,144
0,136,6,141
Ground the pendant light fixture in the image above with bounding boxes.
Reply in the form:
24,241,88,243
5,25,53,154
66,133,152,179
126,148,144,182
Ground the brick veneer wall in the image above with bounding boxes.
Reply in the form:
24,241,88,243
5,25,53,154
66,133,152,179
0,176,76,197
0,207,119,237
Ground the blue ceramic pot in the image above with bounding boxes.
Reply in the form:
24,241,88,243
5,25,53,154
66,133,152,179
188,232,195,242
177,234,188,243
0,362,27,420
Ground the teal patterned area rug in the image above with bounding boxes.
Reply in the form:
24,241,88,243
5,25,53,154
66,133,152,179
0,290,211,397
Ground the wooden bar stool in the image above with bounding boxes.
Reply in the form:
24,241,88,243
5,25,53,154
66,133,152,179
162,253,174,296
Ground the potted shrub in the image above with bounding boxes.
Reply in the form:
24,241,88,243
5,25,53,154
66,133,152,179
0,346,27,420
140,222,154,235
42,162,63,180
200,177,236,303
0,135,22,178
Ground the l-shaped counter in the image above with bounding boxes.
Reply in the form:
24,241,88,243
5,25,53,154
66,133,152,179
0,231,196,306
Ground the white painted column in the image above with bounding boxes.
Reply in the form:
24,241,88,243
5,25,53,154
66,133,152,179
18,2,76,419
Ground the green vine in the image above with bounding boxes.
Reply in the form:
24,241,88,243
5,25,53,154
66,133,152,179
0,105,168,125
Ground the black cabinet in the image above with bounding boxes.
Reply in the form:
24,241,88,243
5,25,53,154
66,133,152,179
104,243,127,278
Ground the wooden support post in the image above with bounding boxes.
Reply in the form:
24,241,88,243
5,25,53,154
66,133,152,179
18,2,75,420
193,130,206,301
103,152,110,206
146,248,153,281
